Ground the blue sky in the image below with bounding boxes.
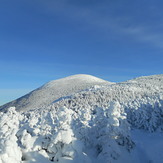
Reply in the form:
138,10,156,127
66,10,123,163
0,0,163,105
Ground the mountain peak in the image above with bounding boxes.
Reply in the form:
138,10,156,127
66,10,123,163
0,74,112,111
43,74,111,88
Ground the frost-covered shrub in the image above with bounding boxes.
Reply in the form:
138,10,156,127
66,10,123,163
45,107,83,162
0,102,134,163
51,80,163,133
0,107,22,163
126,98,163,132
13,106,91,163
70,101,134,162
1,95,163,162
90,102,133,162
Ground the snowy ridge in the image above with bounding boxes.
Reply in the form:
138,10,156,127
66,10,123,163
51,75,163,131
0,74,163,163
0,74,111,111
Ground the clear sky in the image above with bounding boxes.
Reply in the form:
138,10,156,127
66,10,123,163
0,0,163,105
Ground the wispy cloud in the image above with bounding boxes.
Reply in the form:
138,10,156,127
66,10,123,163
39,1,163,50
122,25,163,49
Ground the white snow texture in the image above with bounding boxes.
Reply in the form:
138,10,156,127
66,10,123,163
0,74,163,163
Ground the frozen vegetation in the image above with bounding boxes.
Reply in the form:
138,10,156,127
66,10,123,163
0,74,163,163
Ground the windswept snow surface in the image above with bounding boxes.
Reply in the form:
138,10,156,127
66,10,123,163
0,74,111,111
0,74,163,163
131,130,163,163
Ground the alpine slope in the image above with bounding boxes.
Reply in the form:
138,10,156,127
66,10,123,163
0,74,163,163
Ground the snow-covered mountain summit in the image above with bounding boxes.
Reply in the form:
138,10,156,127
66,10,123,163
0,74,163,163
0,74,112,111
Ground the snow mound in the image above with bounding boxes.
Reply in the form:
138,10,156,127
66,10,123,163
0,74,112,111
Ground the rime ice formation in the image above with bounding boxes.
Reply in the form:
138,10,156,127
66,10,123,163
0,74,163,163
